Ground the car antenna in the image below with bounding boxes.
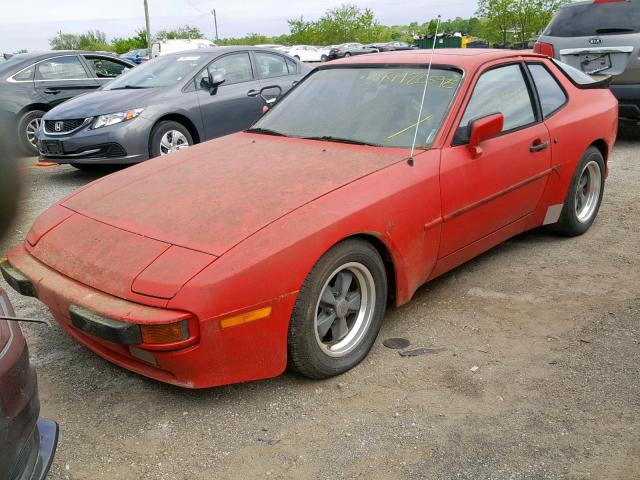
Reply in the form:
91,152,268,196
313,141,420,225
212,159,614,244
408,15,441,167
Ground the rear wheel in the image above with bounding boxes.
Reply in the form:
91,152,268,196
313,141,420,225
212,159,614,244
17,110,45,156
294,55,300,60
344,52,352,57
548,146,605,236
149,121,193,158
320,54,328,62
288,239,388,379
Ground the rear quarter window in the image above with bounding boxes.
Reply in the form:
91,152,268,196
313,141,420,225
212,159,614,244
527,63,567,118
544,1,640,37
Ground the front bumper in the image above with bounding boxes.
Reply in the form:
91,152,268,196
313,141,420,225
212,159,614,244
3,244,296,388
610,84,640,121
37,117,151,165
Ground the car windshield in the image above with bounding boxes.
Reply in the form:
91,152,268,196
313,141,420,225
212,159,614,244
544,1,640,37
105,54,203,89
250,67,462,148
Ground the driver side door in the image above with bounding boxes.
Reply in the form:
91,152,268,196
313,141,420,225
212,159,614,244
438,62,552,258
195,51,264,140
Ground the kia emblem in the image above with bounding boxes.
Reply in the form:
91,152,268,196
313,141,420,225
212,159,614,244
54,121,63,132
589,38,602,45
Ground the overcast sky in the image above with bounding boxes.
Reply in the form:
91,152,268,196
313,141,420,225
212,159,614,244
0,0,478,53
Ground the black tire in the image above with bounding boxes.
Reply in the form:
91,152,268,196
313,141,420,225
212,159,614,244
288,239,388,379
320,55,328,62
149,120,193,158
294,55,301,60
547,146,605,237
344,52,352,57
17,110,45,156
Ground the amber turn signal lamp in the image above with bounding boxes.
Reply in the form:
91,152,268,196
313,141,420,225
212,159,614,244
220,307,272,329
140,321,188,344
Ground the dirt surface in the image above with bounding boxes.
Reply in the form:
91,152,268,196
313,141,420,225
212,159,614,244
2,127,639,480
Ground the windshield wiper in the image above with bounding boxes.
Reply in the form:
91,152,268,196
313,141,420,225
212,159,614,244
595,28,635,34
110,85,149,90
300,136,383,147
246,127,287,137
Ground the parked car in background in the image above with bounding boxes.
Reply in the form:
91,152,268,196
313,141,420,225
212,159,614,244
286,45,330,62
5,49,617,388
327,43,379,60
0,51,134,155
0,287,58,480
37,47,310,168
535,0,640,125
151,39,216,58
367,41,417,52
121,48,149,65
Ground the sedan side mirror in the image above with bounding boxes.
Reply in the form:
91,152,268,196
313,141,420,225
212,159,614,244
208,72,226,95
467,113,504,159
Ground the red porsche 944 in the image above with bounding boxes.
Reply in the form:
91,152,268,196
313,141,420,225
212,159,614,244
2,50,618,388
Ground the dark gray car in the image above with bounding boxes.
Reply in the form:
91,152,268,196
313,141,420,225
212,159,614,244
37,47,310,168
536,0,640,124
0,51,134,156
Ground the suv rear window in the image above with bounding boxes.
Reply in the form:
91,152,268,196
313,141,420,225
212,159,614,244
544,1,640,37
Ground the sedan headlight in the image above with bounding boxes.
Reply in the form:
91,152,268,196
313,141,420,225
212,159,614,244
92,108,144,129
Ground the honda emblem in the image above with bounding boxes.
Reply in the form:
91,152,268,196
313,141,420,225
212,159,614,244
54,121,63,132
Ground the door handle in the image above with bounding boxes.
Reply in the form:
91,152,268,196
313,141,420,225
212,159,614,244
43,88,61,95
530,140,549,153
247,89,260,97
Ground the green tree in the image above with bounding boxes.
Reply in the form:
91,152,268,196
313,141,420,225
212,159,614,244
111,29,148,54
155,25,205,41
476,0,517,44
49,30,114,51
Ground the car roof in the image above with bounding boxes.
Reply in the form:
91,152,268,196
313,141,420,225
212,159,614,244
329,48,546,69
162,46,294,56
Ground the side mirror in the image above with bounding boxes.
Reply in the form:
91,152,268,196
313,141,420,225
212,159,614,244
467,113,504,159
208,72,226,95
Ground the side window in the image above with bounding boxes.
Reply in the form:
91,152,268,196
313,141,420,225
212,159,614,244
285,58,297,74
13,65,35,81
528,63,567,118
36,56,89,80
198,52,254,89
255,52,290,79
459,64,535,135
84,56,131,78
212,52,253,85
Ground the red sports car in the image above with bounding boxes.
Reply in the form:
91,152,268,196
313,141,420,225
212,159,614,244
2,50,618,388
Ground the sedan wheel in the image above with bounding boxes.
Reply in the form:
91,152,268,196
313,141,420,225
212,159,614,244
149,120,194,159
17,110,45,156
288,239,388,379
320,55,328,62
159,130,190,156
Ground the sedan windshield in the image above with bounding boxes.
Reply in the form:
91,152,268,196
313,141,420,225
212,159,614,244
250,67,462,148
105,54,203,89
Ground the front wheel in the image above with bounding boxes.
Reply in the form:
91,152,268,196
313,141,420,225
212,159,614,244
344,52,352,57
548,146,605,236
149,121,193,158
320,54,328,62
288,239,388,379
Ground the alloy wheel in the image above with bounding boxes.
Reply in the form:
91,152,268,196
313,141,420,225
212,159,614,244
314,262,376,357
26,117,41,148
575,160,601,223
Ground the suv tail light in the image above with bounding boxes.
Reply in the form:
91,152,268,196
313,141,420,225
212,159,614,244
534,41,555,58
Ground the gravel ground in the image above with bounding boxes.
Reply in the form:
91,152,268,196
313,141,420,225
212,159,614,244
1,125,639,480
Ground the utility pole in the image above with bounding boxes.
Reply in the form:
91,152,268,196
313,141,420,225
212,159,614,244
211,9,219,42
144,0,152,53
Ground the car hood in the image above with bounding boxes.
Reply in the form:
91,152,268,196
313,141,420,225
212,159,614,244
43,88,164,119
60,132,405,256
